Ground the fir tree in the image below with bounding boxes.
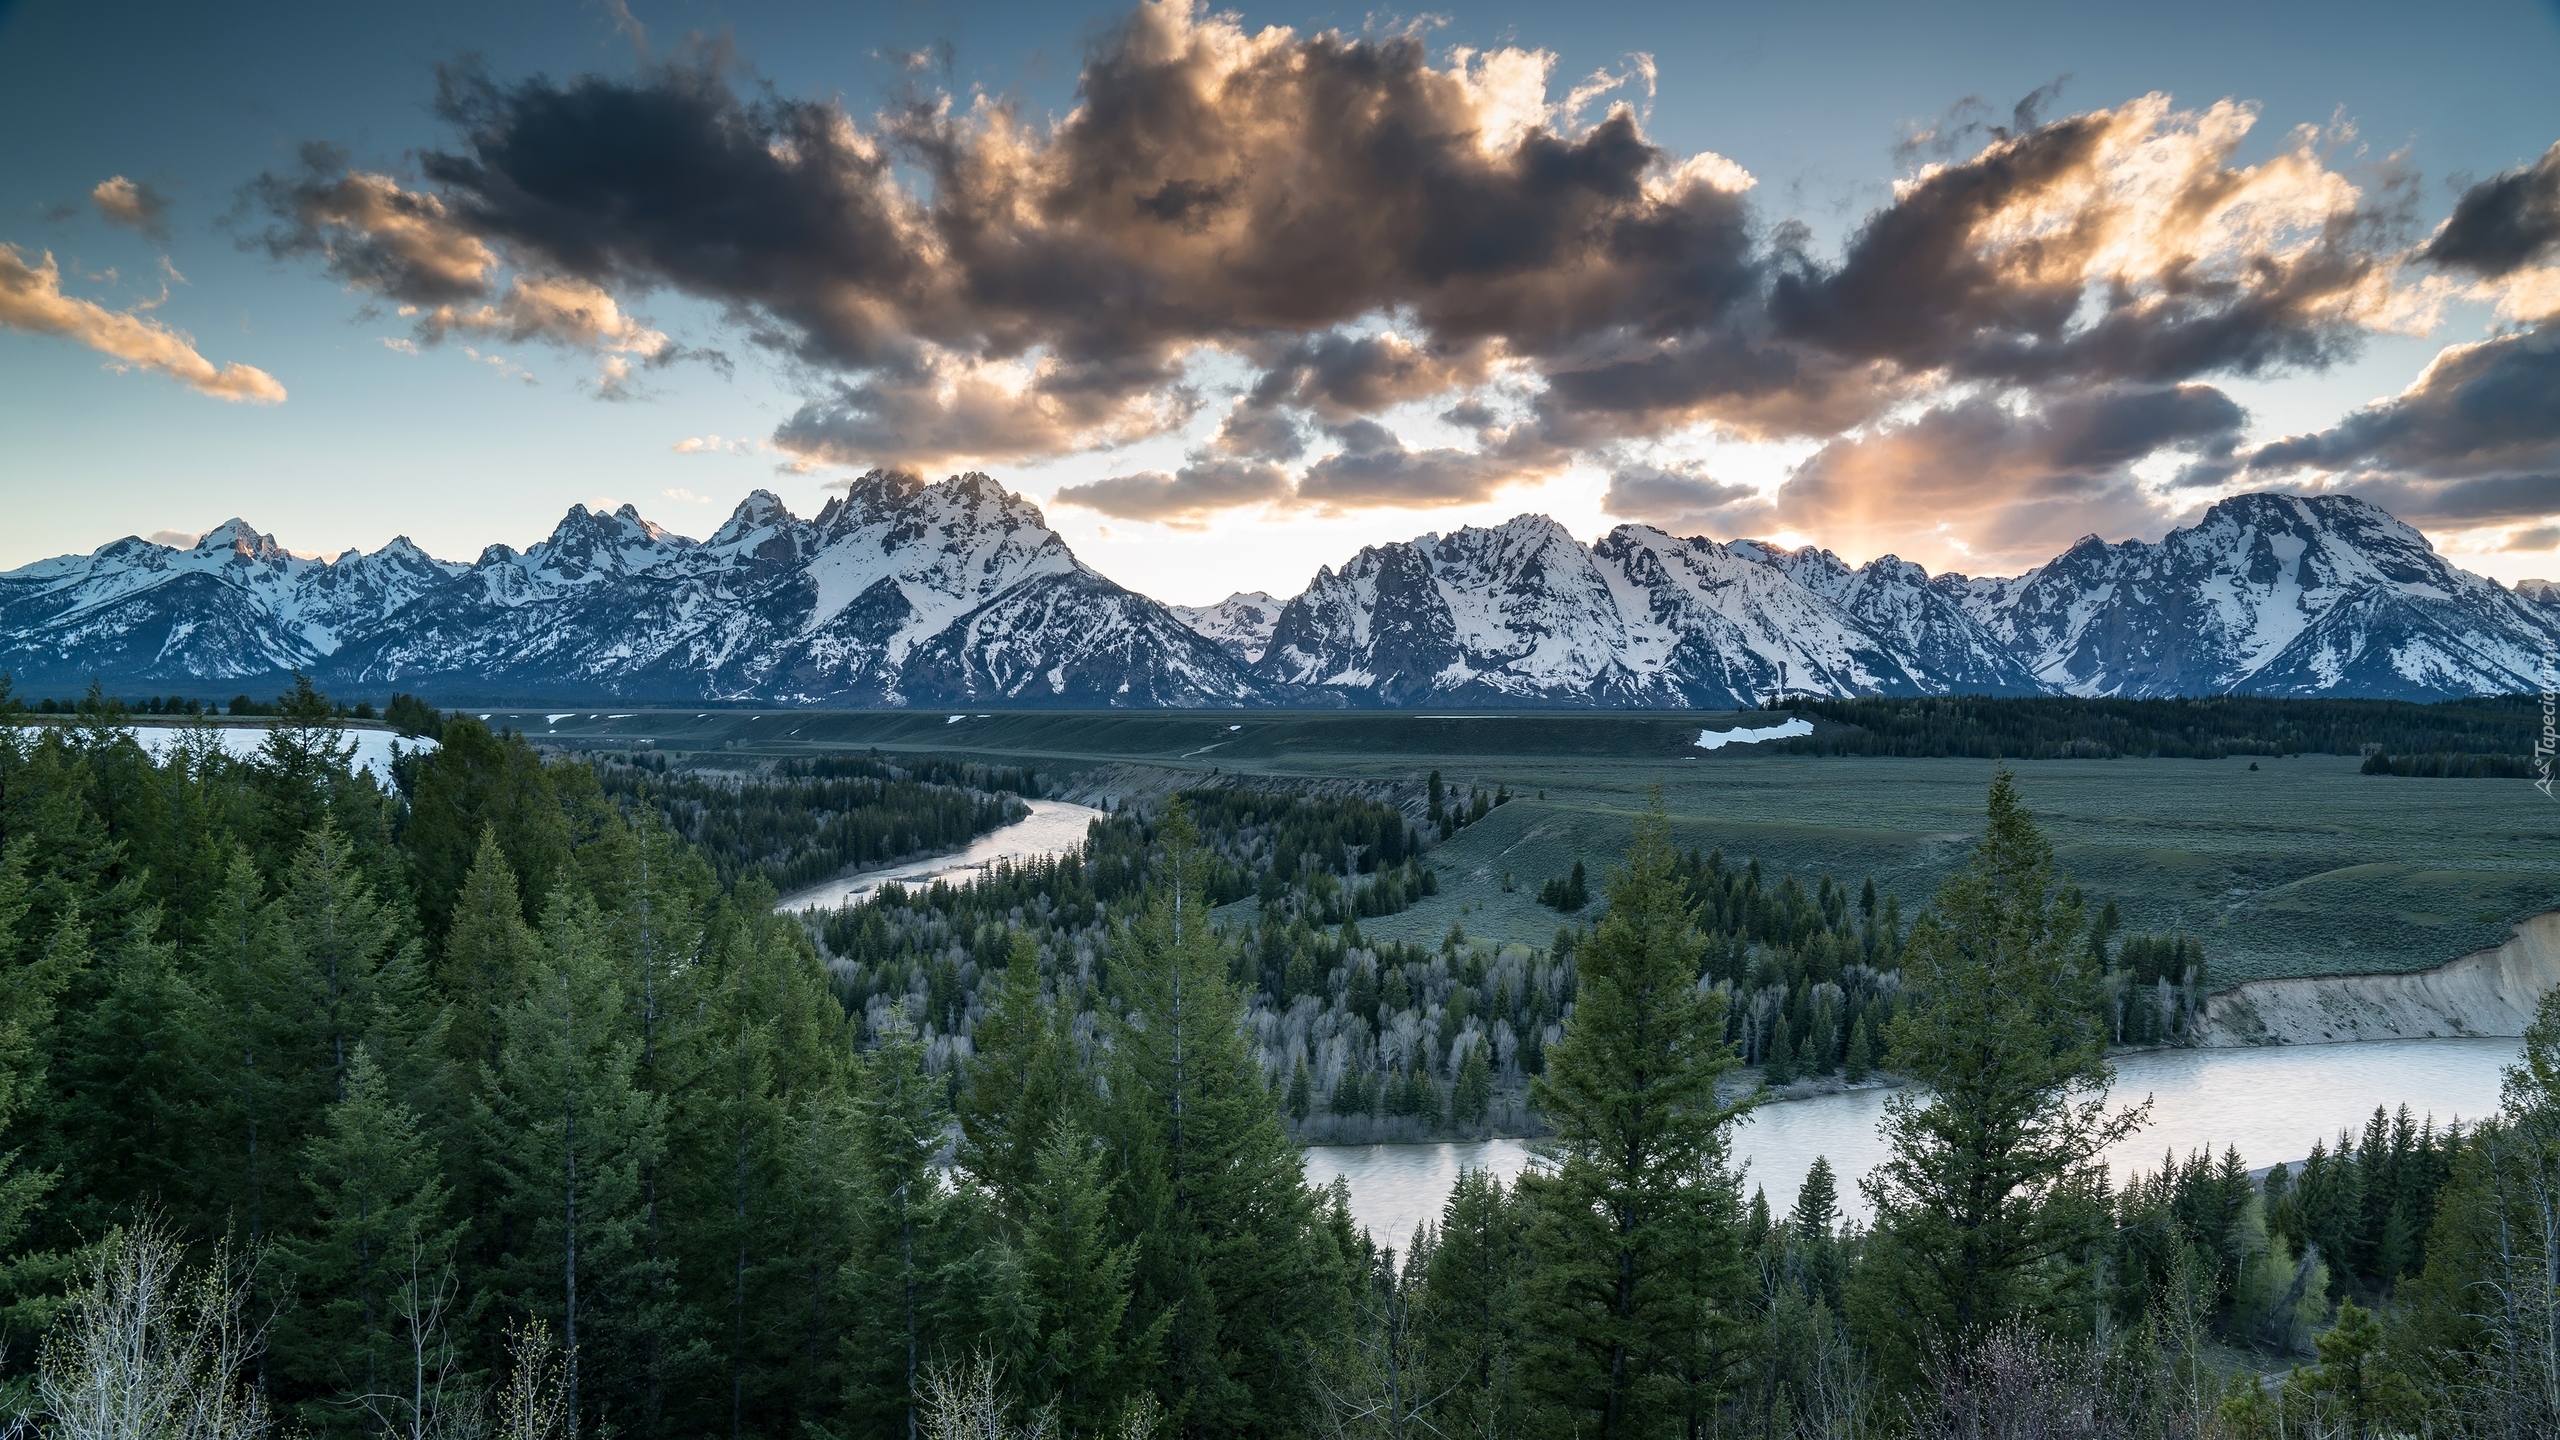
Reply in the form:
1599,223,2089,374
1418,1167,1528,1440
1850,766,2147,1381
0,840,80,1343
1104,802,1347,1438
1765,1014,1797,1086
277,1046,456,1432
1843,1012,1875,1084
1452,1043,1495,1130
959,931,1076,1219
1010,1120,1157,1436
477,886,666,1433
1519,792,1751,1438
844,1004,973,1440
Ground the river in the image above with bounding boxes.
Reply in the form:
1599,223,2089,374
1303,1037,2524,1246
774,798,1109,911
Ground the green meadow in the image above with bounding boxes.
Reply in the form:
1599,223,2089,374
515,707,2559,987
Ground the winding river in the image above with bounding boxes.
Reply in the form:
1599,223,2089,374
1305,1037,2525,1245
775,798,1109,911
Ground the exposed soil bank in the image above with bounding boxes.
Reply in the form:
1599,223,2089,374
2202,911,2560,1045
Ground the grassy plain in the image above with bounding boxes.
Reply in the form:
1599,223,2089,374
513,708,2559,987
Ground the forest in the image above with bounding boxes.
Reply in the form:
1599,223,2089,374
0,685,2556,1438
1770,693,2539,769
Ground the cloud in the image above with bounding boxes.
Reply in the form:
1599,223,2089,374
2247,325,2560,484
1600,464,1770,532
91,176,170,240
1294,419,1561,511
244,143,498,304
145,528,201,548
258,2,2537,561
1052,458,1291,526
2423,142,2560,278
2506,525,2560,551
662,487,713,504
1762,384,2248,570
0,243,286,402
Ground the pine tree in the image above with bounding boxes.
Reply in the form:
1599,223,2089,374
1849,766,2146,1382
843,1005,974,1440
959,931,1076,1219
478,885,666,1433
1791,1157,1839,1241
276,1046,456,1432
272,821,439,1113
1009,1120,1156,1436
1104,801,1348,1437
440,827,539,1084
672,895,848,1439
1452,1042,1495,1130
1519,792,1750,1438
196,849,286,1252
0,840,80,1342
1765,1013,1797,1086
1418,1167,1528,1440
1285,1058,1313,1123
1843,1012,1875,1084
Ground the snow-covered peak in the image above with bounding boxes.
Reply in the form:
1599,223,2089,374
1171,591,1286,662
195,519,287,562
710,489,796,547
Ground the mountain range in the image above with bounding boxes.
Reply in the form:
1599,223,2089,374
3,473,2551,706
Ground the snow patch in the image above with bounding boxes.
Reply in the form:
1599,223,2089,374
1694,717,1813,749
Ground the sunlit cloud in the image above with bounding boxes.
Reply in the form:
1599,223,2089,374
0,243,286,402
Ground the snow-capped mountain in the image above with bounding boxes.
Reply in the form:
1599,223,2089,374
1942,493,2559,699
3,483,2548,705
0,521,466,687
327,472,1264,705
1169,592,1285,663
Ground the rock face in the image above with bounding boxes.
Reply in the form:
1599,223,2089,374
4,480,2552,705
2201,912,2560,1045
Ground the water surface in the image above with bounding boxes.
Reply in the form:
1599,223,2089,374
1304,1037,2522,1244
776,798,1106,911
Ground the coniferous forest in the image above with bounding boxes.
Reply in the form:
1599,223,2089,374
3,690,2560,1438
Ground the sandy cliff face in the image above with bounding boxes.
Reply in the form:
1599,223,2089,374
2201,911,2560,1045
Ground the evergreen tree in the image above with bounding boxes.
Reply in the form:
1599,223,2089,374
1843,1013,1875,1084
276,1046,456,1432
477,886,666,1433
1104,802,1347,1438
0,840,80,1347
1418,1167,1528,1440
271,821,438,1114
1009,1120,1157,1436
1791,1158,1838,1242
671,893,846,1439
1850,767,2146,1381
440,828,539,1085
843,1005,975,1440
1452,1043,1495,1130
196,850,286,1253
1519,793,1751,1438
1764,1014,1796,1086
1285,1058,1313,1123
959,931,1076,1218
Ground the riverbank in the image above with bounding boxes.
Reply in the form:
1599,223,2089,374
2201,910,2560,1045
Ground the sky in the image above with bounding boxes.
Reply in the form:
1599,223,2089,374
3,0,2558,605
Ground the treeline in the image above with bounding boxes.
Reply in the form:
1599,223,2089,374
2360,748,2535,778
1771,693,2541,764
587,749,1032,895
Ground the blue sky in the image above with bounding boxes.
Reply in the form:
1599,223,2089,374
4,0,2557,601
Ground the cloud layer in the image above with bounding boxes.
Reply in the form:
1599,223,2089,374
236,0,2560,569
0,244,285,402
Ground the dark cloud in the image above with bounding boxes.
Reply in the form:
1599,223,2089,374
2330,474,2560,529
2505,526,2560,551
1294,420,1558,510
2247,325,2560,481
1052,458,1291,525
91,176,170,241
2423,143,2560,278
1600,465,1769,532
